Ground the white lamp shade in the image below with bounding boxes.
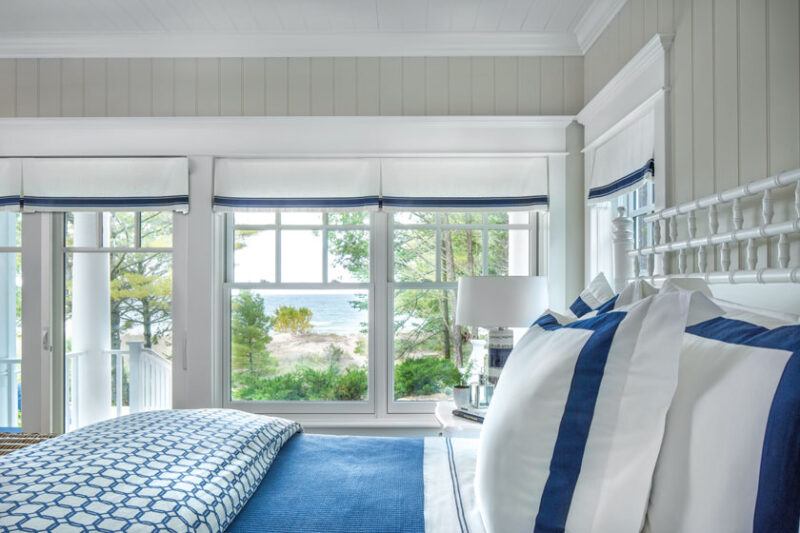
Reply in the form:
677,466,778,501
455,276,549,328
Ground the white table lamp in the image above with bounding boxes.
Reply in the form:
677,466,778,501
456,276,549,383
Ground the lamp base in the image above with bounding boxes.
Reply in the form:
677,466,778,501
487,327,514,384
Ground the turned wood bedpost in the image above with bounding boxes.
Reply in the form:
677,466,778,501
612,206,635,292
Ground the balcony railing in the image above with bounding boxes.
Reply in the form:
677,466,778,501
66,341,171,431
0,358,21,428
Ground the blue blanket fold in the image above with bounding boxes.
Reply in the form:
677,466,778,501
227,433,425,533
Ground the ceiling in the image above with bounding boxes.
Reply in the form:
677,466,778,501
0,0,625,57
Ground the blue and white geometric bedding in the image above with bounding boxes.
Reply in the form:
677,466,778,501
0,409,301,533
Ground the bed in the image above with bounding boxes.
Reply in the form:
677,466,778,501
0,171,798,533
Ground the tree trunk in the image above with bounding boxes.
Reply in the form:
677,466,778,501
441,217,463,367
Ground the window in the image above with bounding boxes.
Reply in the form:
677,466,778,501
390,212,536,403
614,181,655,276
0,212,21,429
223,209,541,414
225,212,371,406
62,212,173,431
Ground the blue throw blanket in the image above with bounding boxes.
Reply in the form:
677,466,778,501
227,433,426,533
0,409,300,533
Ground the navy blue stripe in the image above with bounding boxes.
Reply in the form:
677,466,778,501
533,311,627,533
381,195,548,208
569,296,593,317
686,317,800,533
588,159,654,200
0,196,21,207
214,195,380,209
24,195,188,208
446,437,469,533
595,294,619,314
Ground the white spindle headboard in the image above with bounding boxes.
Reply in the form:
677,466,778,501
611,168,800,315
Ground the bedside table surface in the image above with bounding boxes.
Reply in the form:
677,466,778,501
434,401,483,437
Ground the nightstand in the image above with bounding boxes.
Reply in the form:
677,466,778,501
434,401,483,438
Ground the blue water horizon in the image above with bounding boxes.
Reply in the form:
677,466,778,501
261,293,367,335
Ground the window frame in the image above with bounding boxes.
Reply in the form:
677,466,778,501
53,211,175,433
0,213,22,429
222,211,376,414
387,211,539,413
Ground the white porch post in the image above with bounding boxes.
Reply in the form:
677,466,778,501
72,213,112,427
0,213,16,427
127,340,143,413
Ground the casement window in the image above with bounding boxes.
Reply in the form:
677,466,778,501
0,212,21,429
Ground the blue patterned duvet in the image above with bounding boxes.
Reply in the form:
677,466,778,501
0,409,301,533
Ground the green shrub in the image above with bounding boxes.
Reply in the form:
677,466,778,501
394,356,460,399
232,366,367,402
273,306,313,334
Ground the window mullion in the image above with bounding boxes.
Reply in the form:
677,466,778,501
435,214,442,283
275,212,281,283
322,213,329,284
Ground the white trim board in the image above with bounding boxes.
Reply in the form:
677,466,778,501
0,116,575,157
574,0,629,53
0,31,582,58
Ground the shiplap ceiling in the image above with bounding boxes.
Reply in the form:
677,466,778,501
0,0,624,57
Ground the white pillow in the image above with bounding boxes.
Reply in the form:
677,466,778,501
475,291,721,533
644,298,800,532
569,273,615,317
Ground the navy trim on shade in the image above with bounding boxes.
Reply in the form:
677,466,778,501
23,195,189,208
569,296,593,317
381,195,548,209
588,159,654,200
0,196,21,207
686,317,800,533
214,195,380,209
533,311,627,533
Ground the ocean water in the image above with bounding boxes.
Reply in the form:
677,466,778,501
259,292,367,335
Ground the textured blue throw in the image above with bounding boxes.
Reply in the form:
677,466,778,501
227,433,425,533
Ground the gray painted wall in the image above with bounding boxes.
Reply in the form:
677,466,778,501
584,0,800,204
0,56,583,118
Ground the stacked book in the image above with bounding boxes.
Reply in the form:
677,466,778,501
452,407,487,424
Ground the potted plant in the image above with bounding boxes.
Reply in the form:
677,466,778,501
452,360,474,409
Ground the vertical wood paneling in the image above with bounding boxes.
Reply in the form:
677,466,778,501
671,0,693,203
38,59,60,117
447,57,471,114
0,60,15,116
310,58,334,115
402,57,426,115
196,58,220,116
738,0,768,184
519,57,542,114
470,57,494,114
691,0,714,197
265,58,288,116
288,58,311,115
220,58,243,116
334,58,357,115
106,59,129,116
767,0,800,175
713,0,738,191
0,55,586,119
424,57,448,115
493,57,518,115
541,57,564,114
356,58,379,116
83,58,106,117
379,58,402,115
152,58,175,116
174,59,197,116
61,59,84,117
129,58,153,116
242,59,265,116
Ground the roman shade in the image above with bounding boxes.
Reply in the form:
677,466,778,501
380,157,548,210
213,158,380,211
0,159,21,211
587,109,655,203
22,157,189,212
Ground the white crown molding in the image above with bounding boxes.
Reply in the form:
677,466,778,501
0,31,582,58
574,0,628,53
577,34,673,146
